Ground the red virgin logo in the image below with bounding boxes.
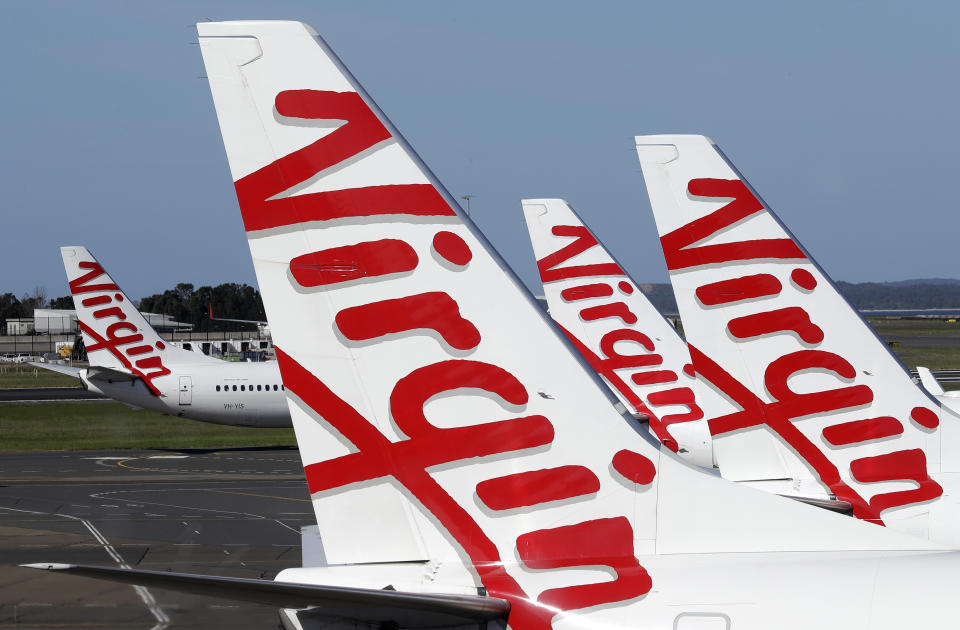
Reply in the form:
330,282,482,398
69,261,170,397
536,225,703,452
664,178,942,524
236,89,657,626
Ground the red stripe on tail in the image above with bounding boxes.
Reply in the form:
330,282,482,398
234,90,455,231
661,179,804,270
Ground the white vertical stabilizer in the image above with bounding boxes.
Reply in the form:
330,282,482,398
521,199,712,467
635,135,949,534
61,246,217,395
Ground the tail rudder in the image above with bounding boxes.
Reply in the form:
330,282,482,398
521,198,712,466
199,21,675,616
635,135,944,526
61,246,213,393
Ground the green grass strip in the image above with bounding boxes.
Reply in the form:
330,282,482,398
0,402,295,451
0,365,80,389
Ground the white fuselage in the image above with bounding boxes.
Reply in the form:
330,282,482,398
81,360,291,428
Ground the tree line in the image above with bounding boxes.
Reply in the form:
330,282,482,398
1,283,265,332
138,283,266,332
0,288,73,323
6,279,960,330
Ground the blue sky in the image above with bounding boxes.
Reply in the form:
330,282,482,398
3,2,959,300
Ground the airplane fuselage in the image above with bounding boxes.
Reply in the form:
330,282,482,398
81,360,291,428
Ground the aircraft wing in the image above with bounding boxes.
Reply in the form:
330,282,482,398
21,564,509,628
29,362,82,379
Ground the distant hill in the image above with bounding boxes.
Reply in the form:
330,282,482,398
879,278,960,287
638,279,960,315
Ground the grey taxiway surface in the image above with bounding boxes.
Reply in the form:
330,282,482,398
0,448,309,628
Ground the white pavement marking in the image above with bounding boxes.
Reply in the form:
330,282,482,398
91,489,283,521
0,506,170,629
273,520,299,534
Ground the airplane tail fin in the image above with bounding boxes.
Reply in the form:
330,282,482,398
60,246,216,394
197,21,944,622
521,198,712,467
635,135,945,528
917,366,946,396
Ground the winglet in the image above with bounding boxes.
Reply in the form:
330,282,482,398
917,367,946,396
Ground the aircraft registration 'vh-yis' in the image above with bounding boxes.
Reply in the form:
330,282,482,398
38,246,290,428
25,20,960,630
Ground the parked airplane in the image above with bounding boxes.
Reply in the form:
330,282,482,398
521,198,712,468
27,21,960,630
635,134,960,543
35,246,290,427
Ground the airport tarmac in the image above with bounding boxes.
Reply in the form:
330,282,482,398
0,447,309,628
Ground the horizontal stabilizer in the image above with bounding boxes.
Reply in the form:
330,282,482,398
85,366,139,383
29,362,81,379
21,564,509,628
32,362,139,385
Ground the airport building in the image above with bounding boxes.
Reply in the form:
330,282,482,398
1,309,271,362
5,309,194,336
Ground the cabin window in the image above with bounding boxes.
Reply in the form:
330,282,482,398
216,385,221,392
273,384,278,391
241,385,246,391
281,385,285,391
232,385,237,391
257,385,262,391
